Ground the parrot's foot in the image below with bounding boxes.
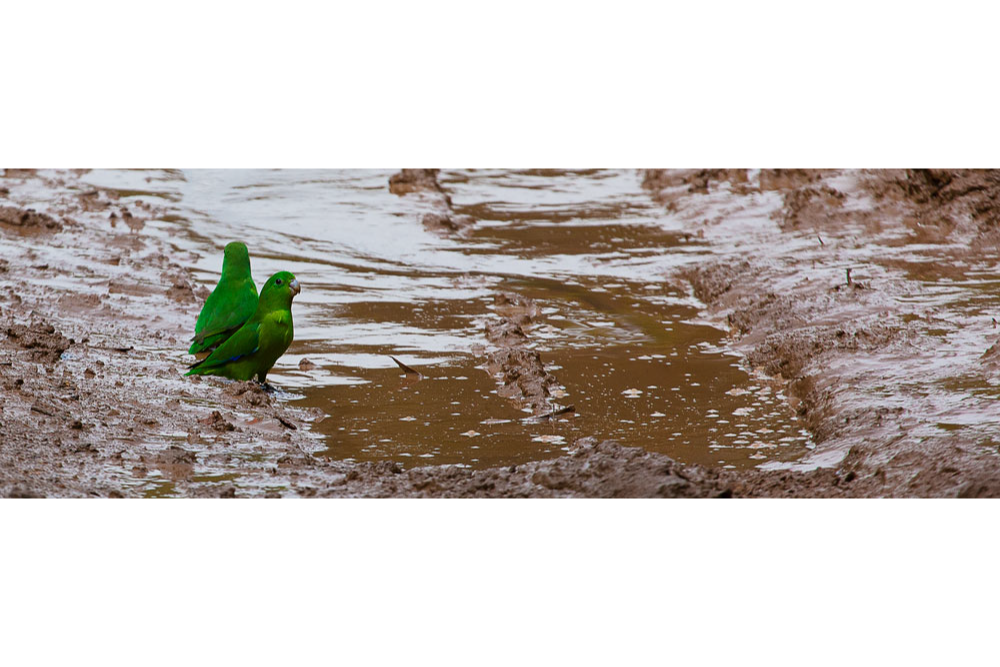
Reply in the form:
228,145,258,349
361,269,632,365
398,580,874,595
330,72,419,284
259,381,277,394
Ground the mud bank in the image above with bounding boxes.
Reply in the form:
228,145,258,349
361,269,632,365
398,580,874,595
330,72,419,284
643,169,1000,497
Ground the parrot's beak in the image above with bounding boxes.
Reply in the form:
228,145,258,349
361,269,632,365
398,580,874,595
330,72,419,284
290,278,301,297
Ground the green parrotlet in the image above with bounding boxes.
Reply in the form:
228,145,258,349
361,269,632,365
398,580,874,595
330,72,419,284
189,241,259,355
186,271,301,383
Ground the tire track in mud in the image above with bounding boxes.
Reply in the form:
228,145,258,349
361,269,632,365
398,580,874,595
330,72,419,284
643,169,1000,497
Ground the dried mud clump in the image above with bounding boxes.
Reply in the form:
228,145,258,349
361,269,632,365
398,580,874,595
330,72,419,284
164,271,198,303
641,169,751,206
421,212,475,235
484,318,529,346
870,169,996,210
389,167,444,195
390,168,477,237
776,185,846,230
339,439,735,498
641,169,837,219
0,205,63,233
528,440,734,498
199,410,236,432
0,169,38,179
866,169,1000,240
222,380,274,407
757,169,824,191
4,319,72,365
482,292,564,416
680,260,751,304
980,338,1000,367
485,347,561,413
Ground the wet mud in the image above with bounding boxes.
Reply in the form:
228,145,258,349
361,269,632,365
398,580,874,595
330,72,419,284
0,205,63,233
391,172,567,416
483,292,565,416
643,168,1000,496
0,168,734,497
4,168,1000,497
0,172,323,497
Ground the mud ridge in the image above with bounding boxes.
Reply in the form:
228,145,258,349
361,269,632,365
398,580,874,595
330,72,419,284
0,205,63,233
482,292,566,416
389,168,476,236
865,169,1000,242
644,168,1000,497
388,170,565,417
317,438,735,498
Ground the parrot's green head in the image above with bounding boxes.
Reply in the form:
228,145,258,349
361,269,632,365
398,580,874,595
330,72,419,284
221,242,251,277
259,271,300,309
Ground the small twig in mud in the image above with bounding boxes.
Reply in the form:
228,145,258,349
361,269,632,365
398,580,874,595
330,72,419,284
846,268,853,286
541,405,576,420
817,234,825,246
30,405,55,417
993,318,997,330
89,344,134,353
389,355,423,379
525,405,576,422
277,416,297,430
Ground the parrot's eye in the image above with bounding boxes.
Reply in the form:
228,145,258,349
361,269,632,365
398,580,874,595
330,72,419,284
275,278,283,285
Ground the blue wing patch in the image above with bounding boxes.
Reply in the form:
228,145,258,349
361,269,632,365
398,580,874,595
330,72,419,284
225,346,259,364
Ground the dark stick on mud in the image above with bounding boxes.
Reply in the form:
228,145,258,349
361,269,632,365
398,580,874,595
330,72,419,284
535,405,576,421
817,234,824,246
846,268,852,286
91,344,134,353
389,355,423,378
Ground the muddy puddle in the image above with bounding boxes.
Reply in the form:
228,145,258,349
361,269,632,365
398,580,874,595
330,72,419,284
77,169,813,471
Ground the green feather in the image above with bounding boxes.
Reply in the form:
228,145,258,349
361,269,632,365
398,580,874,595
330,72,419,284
188,242,258,355
187,271,300,383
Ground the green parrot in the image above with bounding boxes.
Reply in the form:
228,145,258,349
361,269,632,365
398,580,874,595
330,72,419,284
186,271,301,383
188,241,258,355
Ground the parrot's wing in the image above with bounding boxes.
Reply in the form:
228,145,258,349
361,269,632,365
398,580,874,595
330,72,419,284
187,321,261,370
191,318,246,345
192,281,257,342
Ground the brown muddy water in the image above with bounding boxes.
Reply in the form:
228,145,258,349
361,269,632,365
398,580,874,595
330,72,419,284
80,169,813,471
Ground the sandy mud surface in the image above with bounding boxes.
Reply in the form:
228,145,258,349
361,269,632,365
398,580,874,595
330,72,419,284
2,168,999,497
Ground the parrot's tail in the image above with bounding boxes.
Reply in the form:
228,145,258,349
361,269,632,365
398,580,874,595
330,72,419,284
186,357,208,371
